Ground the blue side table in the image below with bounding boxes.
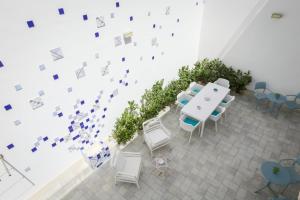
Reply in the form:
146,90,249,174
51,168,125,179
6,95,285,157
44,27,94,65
255,161,290,197
267,93,286,118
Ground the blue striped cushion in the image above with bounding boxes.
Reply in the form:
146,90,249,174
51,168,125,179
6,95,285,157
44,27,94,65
192,88,200,93
180,99,189,105
212,110,220,116
183,117,199,126
222,100,227,103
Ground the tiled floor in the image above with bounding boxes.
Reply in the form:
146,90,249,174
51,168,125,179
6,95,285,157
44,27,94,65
62,92,300,200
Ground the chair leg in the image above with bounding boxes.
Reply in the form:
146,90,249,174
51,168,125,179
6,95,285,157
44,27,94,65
188,131,193,144
215,121,218,132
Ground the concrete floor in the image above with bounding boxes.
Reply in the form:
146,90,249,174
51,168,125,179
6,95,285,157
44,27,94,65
62,92,300,200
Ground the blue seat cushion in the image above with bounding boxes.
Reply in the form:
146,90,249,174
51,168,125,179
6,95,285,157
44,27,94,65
222,100,227,103
192,88,200,93
183,117,199,127
286,101,300,110
254,92,268,100
211,110,220,116
180,99,189,105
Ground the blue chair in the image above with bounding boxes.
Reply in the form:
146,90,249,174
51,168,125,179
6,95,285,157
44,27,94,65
285,93,300,111
254,82,271,109
279,156,300,194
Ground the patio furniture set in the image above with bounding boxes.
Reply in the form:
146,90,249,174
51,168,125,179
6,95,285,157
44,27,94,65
110,79,300,200
254,81,300,118
110,78,235,188
256,157,300,200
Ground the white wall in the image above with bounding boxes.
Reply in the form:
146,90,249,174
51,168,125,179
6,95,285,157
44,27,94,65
198,0,262,59
223,0,300,94
0,1,203,199
198,0,300,94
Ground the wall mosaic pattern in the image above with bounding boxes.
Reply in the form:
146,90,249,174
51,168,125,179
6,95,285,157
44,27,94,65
0,0,202,199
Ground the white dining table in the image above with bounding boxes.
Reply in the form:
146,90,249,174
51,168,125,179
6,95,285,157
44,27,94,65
181,82,230,137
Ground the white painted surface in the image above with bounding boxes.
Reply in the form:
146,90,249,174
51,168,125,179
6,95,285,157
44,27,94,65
0,1,203,199
223,0,300,94
198,0,261,59
198,0,300,94
181,82,229,122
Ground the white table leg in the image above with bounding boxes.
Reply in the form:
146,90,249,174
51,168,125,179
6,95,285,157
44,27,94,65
200,121,205,137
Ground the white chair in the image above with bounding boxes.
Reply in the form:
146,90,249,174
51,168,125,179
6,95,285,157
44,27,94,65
209,106,226,132
214,78,230,88
187,82,204,96
179,114,201,144
220,94,235,119
143,118,171,157
111,150,142,188
176,91,193,112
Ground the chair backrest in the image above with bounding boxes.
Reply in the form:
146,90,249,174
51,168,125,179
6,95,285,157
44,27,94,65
189,82,203,90
255,82,266,90
143,117,161,132
177,91,192,101
221,95,235,108
177,91,185,100
214,78,230,88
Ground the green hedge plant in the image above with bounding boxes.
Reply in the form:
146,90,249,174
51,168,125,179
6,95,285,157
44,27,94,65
112,101,140,145
113,58,252,144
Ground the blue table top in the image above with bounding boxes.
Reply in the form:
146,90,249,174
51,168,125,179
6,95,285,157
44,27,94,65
267,93,286,104
261,161,290,185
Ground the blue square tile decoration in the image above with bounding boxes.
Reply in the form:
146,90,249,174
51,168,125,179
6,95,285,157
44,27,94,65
53,74,59,80
125,82,128,86
39,64,46,71
43,136,48,141
153,24,156,28
126,69,129,73
58,112,63,117
152,56,155,60
31,147,37,152
172,33,174,37
130,16,133,21
116,2,120,7
80,100,85,105
68,126,74,132
4,104,12,111
59,138,64,142
7,143,14,150
58,8,64,15
0,60,3,68
95,99,99,104
52,143,57,147
27,20,34,28
122,57,125,62
95,32,99,38
15,84,23,91
67,87,73,93
83,14,88,21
